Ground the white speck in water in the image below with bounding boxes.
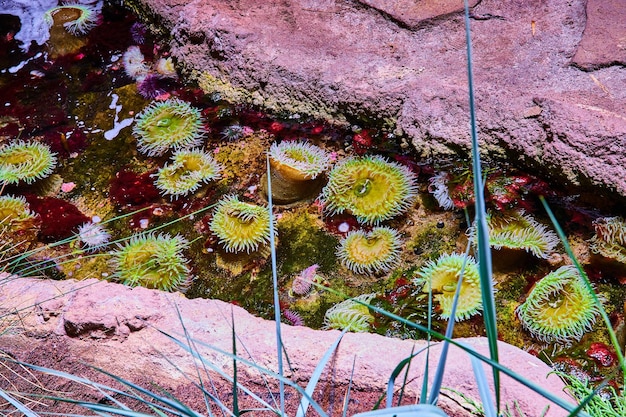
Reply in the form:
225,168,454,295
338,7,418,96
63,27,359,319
104,93,134,140
7,52,43,74
92,216,101,223
139,218,149,229
338,222,350,233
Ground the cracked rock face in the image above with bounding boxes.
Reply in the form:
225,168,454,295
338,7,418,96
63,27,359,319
124,0,626,204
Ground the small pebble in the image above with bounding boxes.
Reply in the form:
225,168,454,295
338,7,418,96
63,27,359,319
338,222,350,233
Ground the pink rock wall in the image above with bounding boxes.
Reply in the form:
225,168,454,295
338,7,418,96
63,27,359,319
124,0,626,204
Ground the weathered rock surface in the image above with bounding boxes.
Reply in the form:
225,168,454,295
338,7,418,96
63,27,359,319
125,0,626,204
0,277,573,416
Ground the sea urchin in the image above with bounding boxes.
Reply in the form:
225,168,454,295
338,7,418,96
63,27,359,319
320,155,418,225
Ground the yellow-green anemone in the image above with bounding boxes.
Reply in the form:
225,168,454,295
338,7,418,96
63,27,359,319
321,155,418,225
516,265,600,345
268,140,331,181
337,226,402,274
323,293,376,332
0,141,57,185
414,253,482,321
588,216,626,265
471,210,559,259
43,2,101,36
209,195,274,253
133,98,205,157
0,195,39,254
154,148,222,199
264,140,331,205
111,232,191,292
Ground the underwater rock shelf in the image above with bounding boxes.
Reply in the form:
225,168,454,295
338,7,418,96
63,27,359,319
125,0,626,203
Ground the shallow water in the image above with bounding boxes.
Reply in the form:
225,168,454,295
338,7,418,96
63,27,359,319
0,1,624,387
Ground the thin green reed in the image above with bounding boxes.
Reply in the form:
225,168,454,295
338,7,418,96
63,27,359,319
463,0,500,410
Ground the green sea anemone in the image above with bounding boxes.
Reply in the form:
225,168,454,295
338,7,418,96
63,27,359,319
264,140,332,204
111,232,191,292
209,195,274,253
268,141,331,181
154,148,222,199
0,141,57,185
337,226,402,274
516,265,600,345
414,253,482,321
588,216,626,265
0,195,39,254
323,293,376,332
320,155,418,225
133,98,205,157
43,2,101,36
471,210,559,259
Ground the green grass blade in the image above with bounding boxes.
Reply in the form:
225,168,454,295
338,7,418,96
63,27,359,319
342,357,356,417
332,291,585,415
539,196,626,383
231,309,240,416
463,0,500,409
384,345,429,409
468,352,497,417
428,244,471,405
157,328,328,417
266,154,285,416
420,282,433,404
352,403,450,416
296,329,348,417
0,389,39,417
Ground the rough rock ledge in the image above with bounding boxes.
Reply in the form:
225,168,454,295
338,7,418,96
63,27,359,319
0,277,573,416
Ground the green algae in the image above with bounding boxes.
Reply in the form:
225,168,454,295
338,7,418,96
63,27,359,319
276,208,339,274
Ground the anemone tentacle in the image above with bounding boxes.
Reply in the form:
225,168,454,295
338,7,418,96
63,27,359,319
111,232,191,292
470,210,559,259
588,216,626,265
268,140,331,180
154,148,222,199
43,1,101,36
